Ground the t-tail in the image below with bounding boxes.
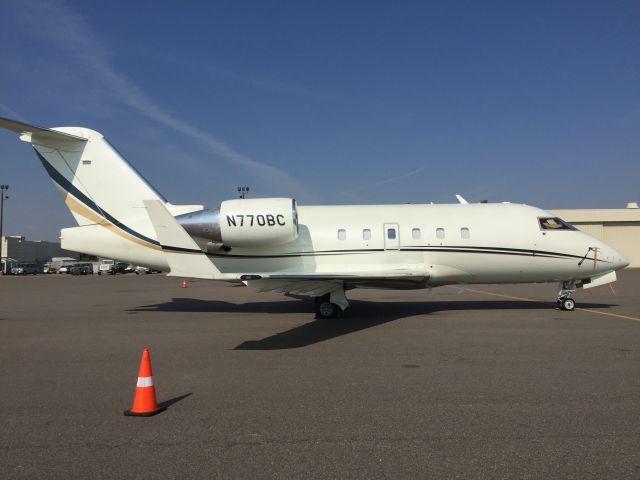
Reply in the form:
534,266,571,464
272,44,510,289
0,117,202,269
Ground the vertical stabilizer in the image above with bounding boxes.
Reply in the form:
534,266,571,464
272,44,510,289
0,117,181,250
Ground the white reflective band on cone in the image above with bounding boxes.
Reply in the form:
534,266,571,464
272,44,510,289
136,376,154,387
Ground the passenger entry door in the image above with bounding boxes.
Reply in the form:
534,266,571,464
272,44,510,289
384,223,400,250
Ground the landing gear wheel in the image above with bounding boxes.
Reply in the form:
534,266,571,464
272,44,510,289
561,298,576,311
316,300,339,319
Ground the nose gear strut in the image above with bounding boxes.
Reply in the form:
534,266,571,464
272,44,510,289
557,281,577,311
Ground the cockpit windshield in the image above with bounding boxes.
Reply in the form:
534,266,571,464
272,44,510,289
538,217,576,231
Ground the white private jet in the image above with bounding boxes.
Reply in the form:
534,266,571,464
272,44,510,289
0,117,630,318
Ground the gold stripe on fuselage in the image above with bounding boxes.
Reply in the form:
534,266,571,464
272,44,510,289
63,193,161,251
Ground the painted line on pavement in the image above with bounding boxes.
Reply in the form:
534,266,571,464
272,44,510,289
448,286,640,323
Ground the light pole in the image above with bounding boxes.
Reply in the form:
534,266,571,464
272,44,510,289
237,186,250,199
0,184,8,274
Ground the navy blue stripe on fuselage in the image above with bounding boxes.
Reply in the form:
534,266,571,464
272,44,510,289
35,150,160,247
204,246,607,262
161,245,202,254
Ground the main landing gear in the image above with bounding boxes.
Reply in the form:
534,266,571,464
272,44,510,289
556,281,576,311
314,289,349,319
315,296,341,319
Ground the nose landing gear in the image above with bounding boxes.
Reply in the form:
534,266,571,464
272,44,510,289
557,281,577,311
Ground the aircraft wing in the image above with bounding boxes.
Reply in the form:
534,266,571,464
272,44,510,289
242,266,429,285
266,273,429,281
244,271,430,294
243,270,429,310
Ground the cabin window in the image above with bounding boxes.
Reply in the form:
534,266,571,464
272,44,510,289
412,228,421,240
538,217,576,230
461,227,470,239
436,228,445,239
363,229,371,240
337,229,346,240
387,228,397,240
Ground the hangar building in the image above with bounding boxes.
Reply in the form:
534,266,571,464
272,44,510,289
1,235,78,273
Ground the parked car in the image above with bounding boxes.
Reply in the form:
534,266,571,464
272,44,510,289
10,265,23,275
69,263,94,275
11,263,39,275
135,265,161,274
114,262,129,274
58,264,72,274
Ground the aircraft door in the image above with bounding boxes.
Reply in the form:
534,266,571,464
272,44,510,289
384,223,400,250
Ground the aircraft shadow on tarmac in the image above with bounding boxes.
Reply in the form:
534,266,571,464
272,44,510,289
131,298,616,350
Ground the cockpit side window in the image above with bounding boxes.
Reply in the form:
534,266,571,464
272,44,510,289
538,217,576,231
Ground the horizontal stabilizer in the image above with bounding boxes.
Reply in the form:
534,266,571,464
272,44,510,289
0,116,87,143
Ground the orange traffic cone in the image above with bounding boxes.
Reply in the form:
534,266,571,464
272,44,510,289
182,279,187,288
124,348,166,417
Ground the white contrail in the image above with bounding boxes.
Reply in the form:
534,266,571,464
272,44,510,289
15,0,316,201
347,166,425,194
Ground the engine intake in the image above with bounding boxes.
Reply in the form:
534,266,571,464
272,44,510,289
176,198,298,248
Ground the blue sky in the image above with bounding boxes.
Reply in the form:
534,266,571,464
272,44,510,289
0,0,638,241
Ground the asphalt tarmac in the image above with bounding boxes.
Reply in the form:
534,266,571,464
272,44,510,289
1,270,639,479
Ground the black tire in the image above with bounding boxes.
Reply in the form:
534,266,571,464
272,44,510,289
316,300,339,319
561,298,576,311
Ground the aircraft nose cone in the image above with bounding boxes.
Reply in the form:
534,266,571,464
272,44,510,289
616,252,630,270
606,245,630,270
595,243,629,271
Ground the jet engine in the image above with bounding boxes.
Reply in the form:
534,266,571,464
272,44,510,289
176,198,299,248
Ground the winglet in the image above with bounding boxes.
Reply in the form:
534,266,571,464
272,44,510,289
144,200,224,279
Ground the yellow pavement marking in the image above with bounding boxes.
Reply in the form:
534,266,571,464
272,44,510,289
447,286,640,323
573,308,640,322
463,288,536,303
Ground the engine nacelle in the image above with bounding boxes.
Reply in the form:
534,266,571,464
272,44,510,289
176,198,299,248
220,198,298,247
